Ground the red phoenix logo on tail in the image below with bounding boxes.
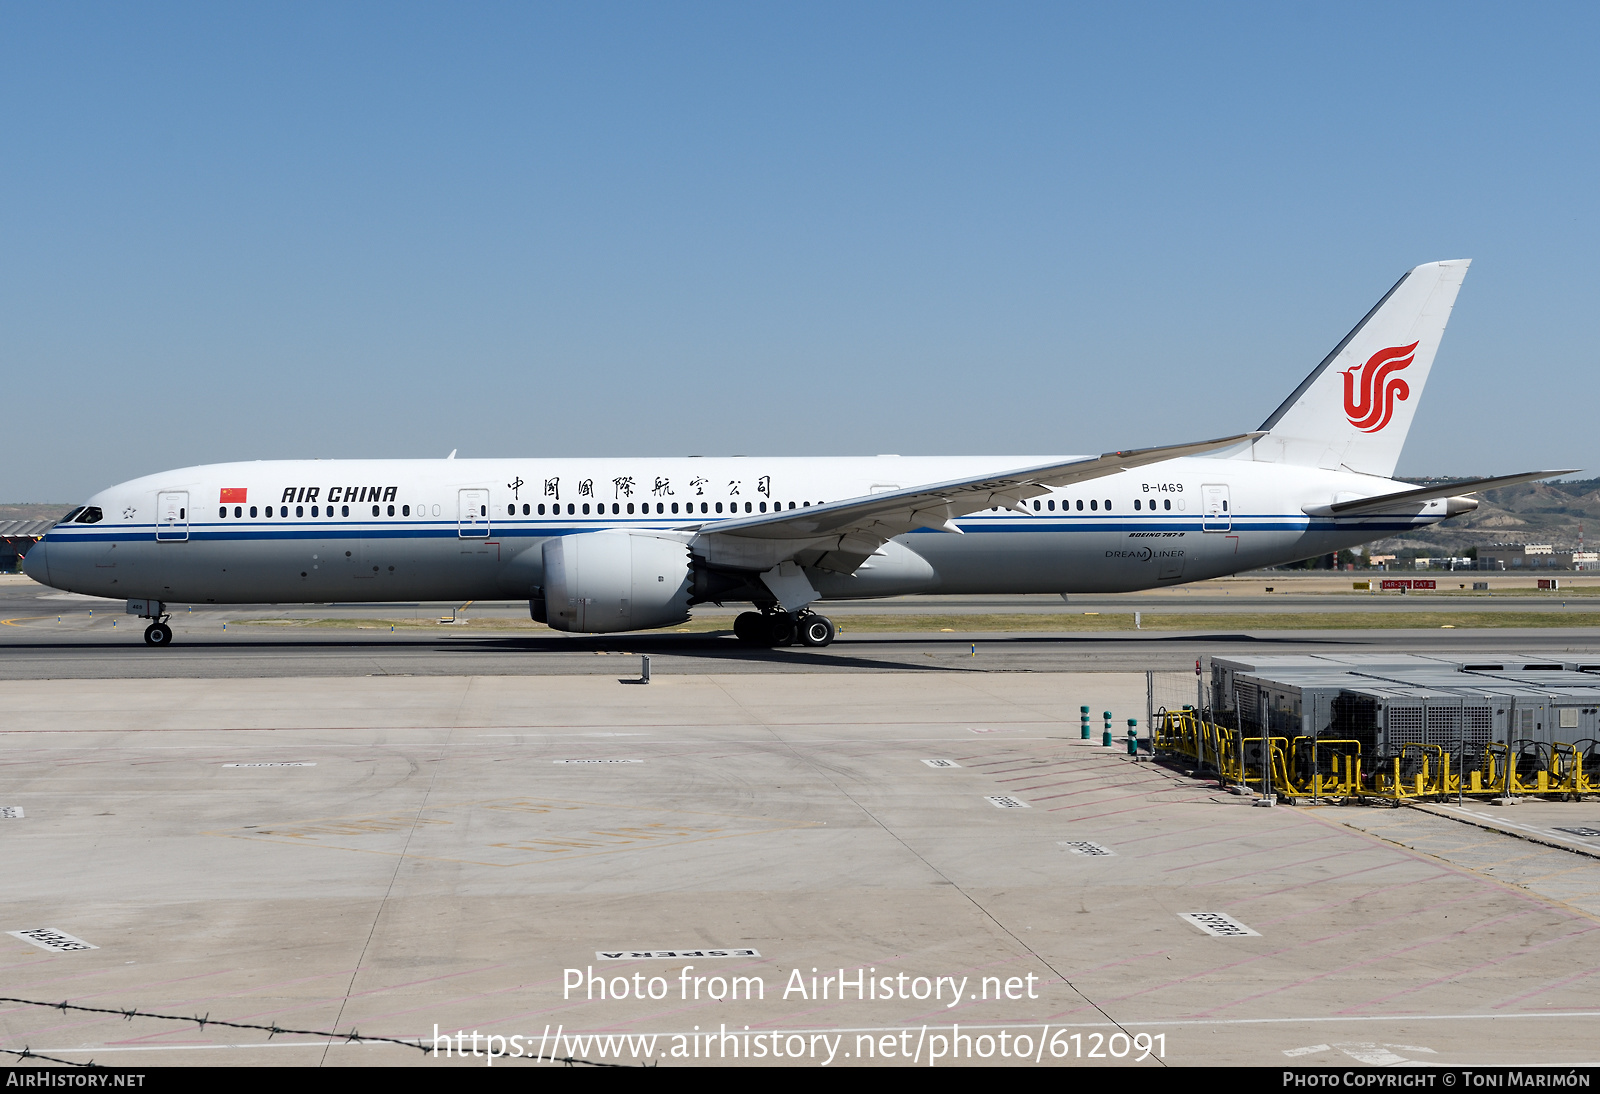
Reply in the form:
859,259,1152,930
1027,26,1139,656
1342,342,1417,433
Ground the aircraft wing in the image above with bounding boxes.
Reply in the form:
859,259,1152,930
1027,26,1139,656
1317,469,1579,517
687,432,1262,574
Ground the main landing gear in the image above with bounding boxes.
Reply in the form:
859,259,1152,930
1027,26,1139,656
143,621,173,647
733,610,836,647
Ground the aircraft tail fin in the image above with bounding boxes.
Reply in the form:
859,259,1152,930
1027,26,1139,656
1248,260,1470,478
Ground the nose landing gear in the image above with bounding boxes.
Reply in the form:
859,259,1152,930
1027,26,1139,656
129,599,174,647
733,610,835,647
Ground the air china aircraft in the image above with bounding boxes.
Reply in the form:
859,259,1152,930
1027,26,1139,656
24,259,1571,648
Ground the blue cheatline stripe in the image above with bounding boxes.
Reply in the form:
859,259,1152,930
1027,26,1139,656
44,514,1432,546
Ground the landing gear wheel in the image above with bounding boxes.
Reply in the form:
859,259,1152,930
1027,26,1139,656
144,622,173,647
798,615,835,647
733,611,765,643
764,614,797,647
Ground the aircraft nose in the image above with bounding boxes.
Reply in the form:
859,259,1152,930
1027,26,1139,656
21,539,50,585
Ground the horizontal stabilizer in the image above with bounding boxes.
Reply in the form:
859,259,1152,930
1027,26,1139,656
1307,469,1579,517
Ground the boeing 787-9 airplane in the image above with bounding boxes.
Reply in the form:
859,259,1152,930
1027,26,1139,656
23,260,1570,647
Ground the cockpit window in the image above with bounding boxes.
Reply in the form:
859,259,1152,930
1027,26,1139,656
74,507,104,524
60,507,85,523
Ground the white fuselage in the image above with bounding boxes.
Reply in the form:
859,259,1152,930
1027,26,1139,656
26,455,1451,612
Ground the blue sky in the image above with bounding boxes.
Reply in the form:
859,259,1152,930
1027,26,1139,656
4,3,1595,501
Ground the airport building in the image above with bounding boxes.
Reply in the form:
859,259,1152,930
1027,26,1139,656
0,519,53,573
1476,543,1582,570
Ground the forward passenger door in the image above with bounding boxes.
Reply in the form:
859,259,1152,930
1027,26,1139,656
156,491,189,542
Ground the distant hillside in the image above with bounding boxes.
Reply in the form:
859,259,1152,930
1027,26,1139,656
1368,477,1600,556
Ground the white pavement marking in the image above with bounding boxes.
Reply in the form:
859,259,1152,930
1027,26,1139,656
8,928,97,952
1336,1042,1417,1065
595,948,760,959
1283,1044,1330,1057
1179,912,1260,937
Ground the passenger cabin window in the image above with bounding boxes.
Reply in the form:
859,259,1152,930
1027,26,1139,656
1032,500,1040,511
582,503,590,515
234,506,242,518
387,505,395,516
250,506,258,518
522,504,529,515
1076,500,1084,511
341,505,349,516
296,505,304,517
62,507,86,523
372,505,380,517
1105,500,1112,510
218,507,226,518
715,502,723,513
1164,499,1171,510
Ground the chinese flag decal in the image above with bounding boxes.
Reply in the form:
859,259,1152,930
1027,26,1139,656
220,488,248,503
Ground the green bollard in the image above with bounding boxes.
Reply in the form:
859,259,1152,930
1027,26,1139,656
1127,718,1139,756
1080,705,1090,740
1102,711,1113,748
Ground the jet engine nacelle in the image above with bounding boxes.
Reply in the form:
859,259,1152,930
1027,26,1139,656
536,531,692,634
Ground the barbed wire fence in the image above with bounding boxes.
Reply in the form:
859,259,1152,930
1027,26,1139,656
0,996,631,1068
